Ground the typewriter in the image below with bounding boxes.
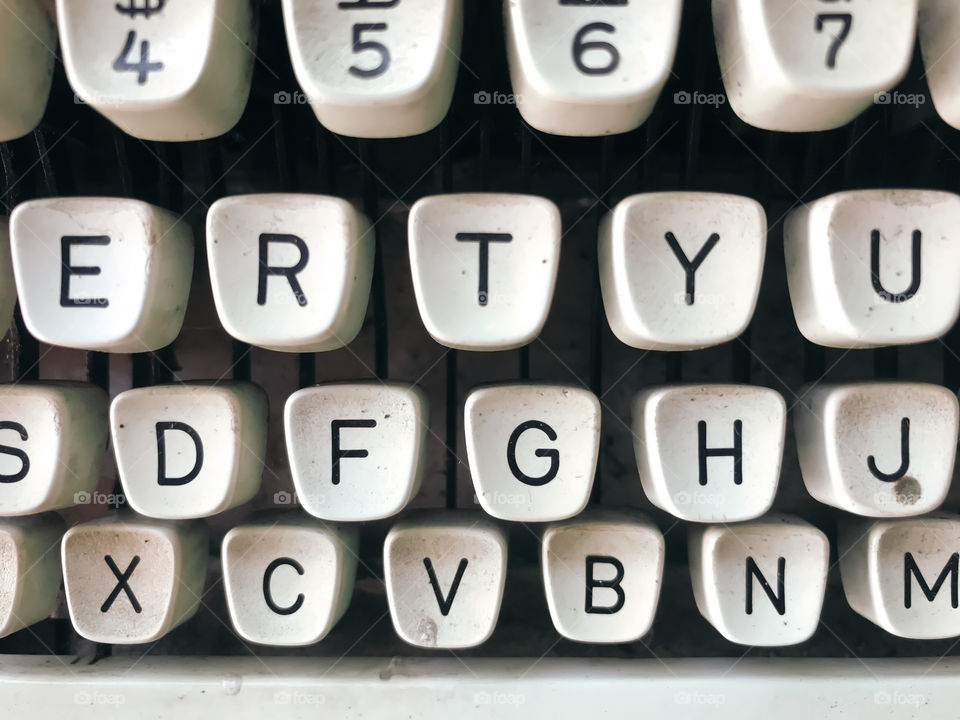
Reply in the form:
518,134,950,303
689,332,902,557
0,0,958,716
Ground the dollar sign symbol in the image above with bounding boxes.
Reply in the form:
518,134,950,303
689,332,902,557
114,0,166,18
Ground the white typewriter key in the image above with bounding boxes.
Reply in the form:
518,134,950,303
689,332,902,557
409,194,561,351
840,514,960,639
541,508,664,644
713,0,917,131
599,192,766,350
57,0,254,141
385,513,507,649
784,189,960,348
0,382,108,517
0,514,64,639
505,0,681,136
285,382,427,522
207,194,374,352
633,384,786,523
465,384,600,522
795,382,958,518
62,515,207,645
10,198,193,353
222,517,358,647
689,515,829,647
0,0,54,141
921,0,960,131
111,382,267,520
282,0,462,138
0,221,16,336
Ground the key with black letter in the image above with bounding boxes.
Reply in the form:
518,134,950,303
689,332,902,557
10,198,193,352
633,384,786,522
465,383,600,522
785,189,960,347
222,516,358,646
599,192,766,350
207,194,374,352
840,513,960,639
57,0,255,140
0,514,64,639
384,511,507,649
689,514,829,646
0,382,108,516
62,514,207,644
282,0,462,138
505,0,681,136
285,382,427,521
409,194,561,351
795,382,958,517
541,508,664,644
111,382,267,519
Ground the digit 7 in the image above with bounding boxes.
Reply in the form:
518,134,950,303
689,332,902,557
814,13,852,70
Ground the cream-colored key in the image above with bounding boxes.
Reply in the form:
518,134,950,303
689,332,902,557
795,382,958,517
0,0,55,141
919,0,960,130
784,189,960,348
0,382,108,517
633,384,786,523
0,514,64,639
10,197,194,353
0,220,16,337
384,512,507,649
599,192,766,350
713,0,917,131
465,383,600,522
285,382,427,522
409,193,561,351
111,382,267,520
689,514,829,647
62,514,207,644
207,194,374,352
282,0,462,138
541,508,664,644
840,513,960,639
57,0,255,141
222,516,357,647
505,0,682,136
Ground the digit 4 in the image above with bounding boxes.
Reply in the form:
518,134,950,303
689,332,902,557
112,29,164,84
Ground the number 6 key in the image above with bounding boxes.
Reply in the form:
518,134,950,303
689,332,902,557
505,0,682,136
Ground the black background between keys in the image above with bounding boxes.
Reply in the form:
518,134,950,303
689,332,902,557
0,1,958,660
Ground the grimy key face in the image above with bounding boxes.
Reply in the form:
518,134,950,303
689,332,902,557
57,0,255,140
384,513,507,649
10,198,194,353
62,517,207,644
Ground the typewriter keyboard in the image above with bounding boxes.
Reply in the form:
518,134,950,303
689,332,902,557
1,1,960,717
